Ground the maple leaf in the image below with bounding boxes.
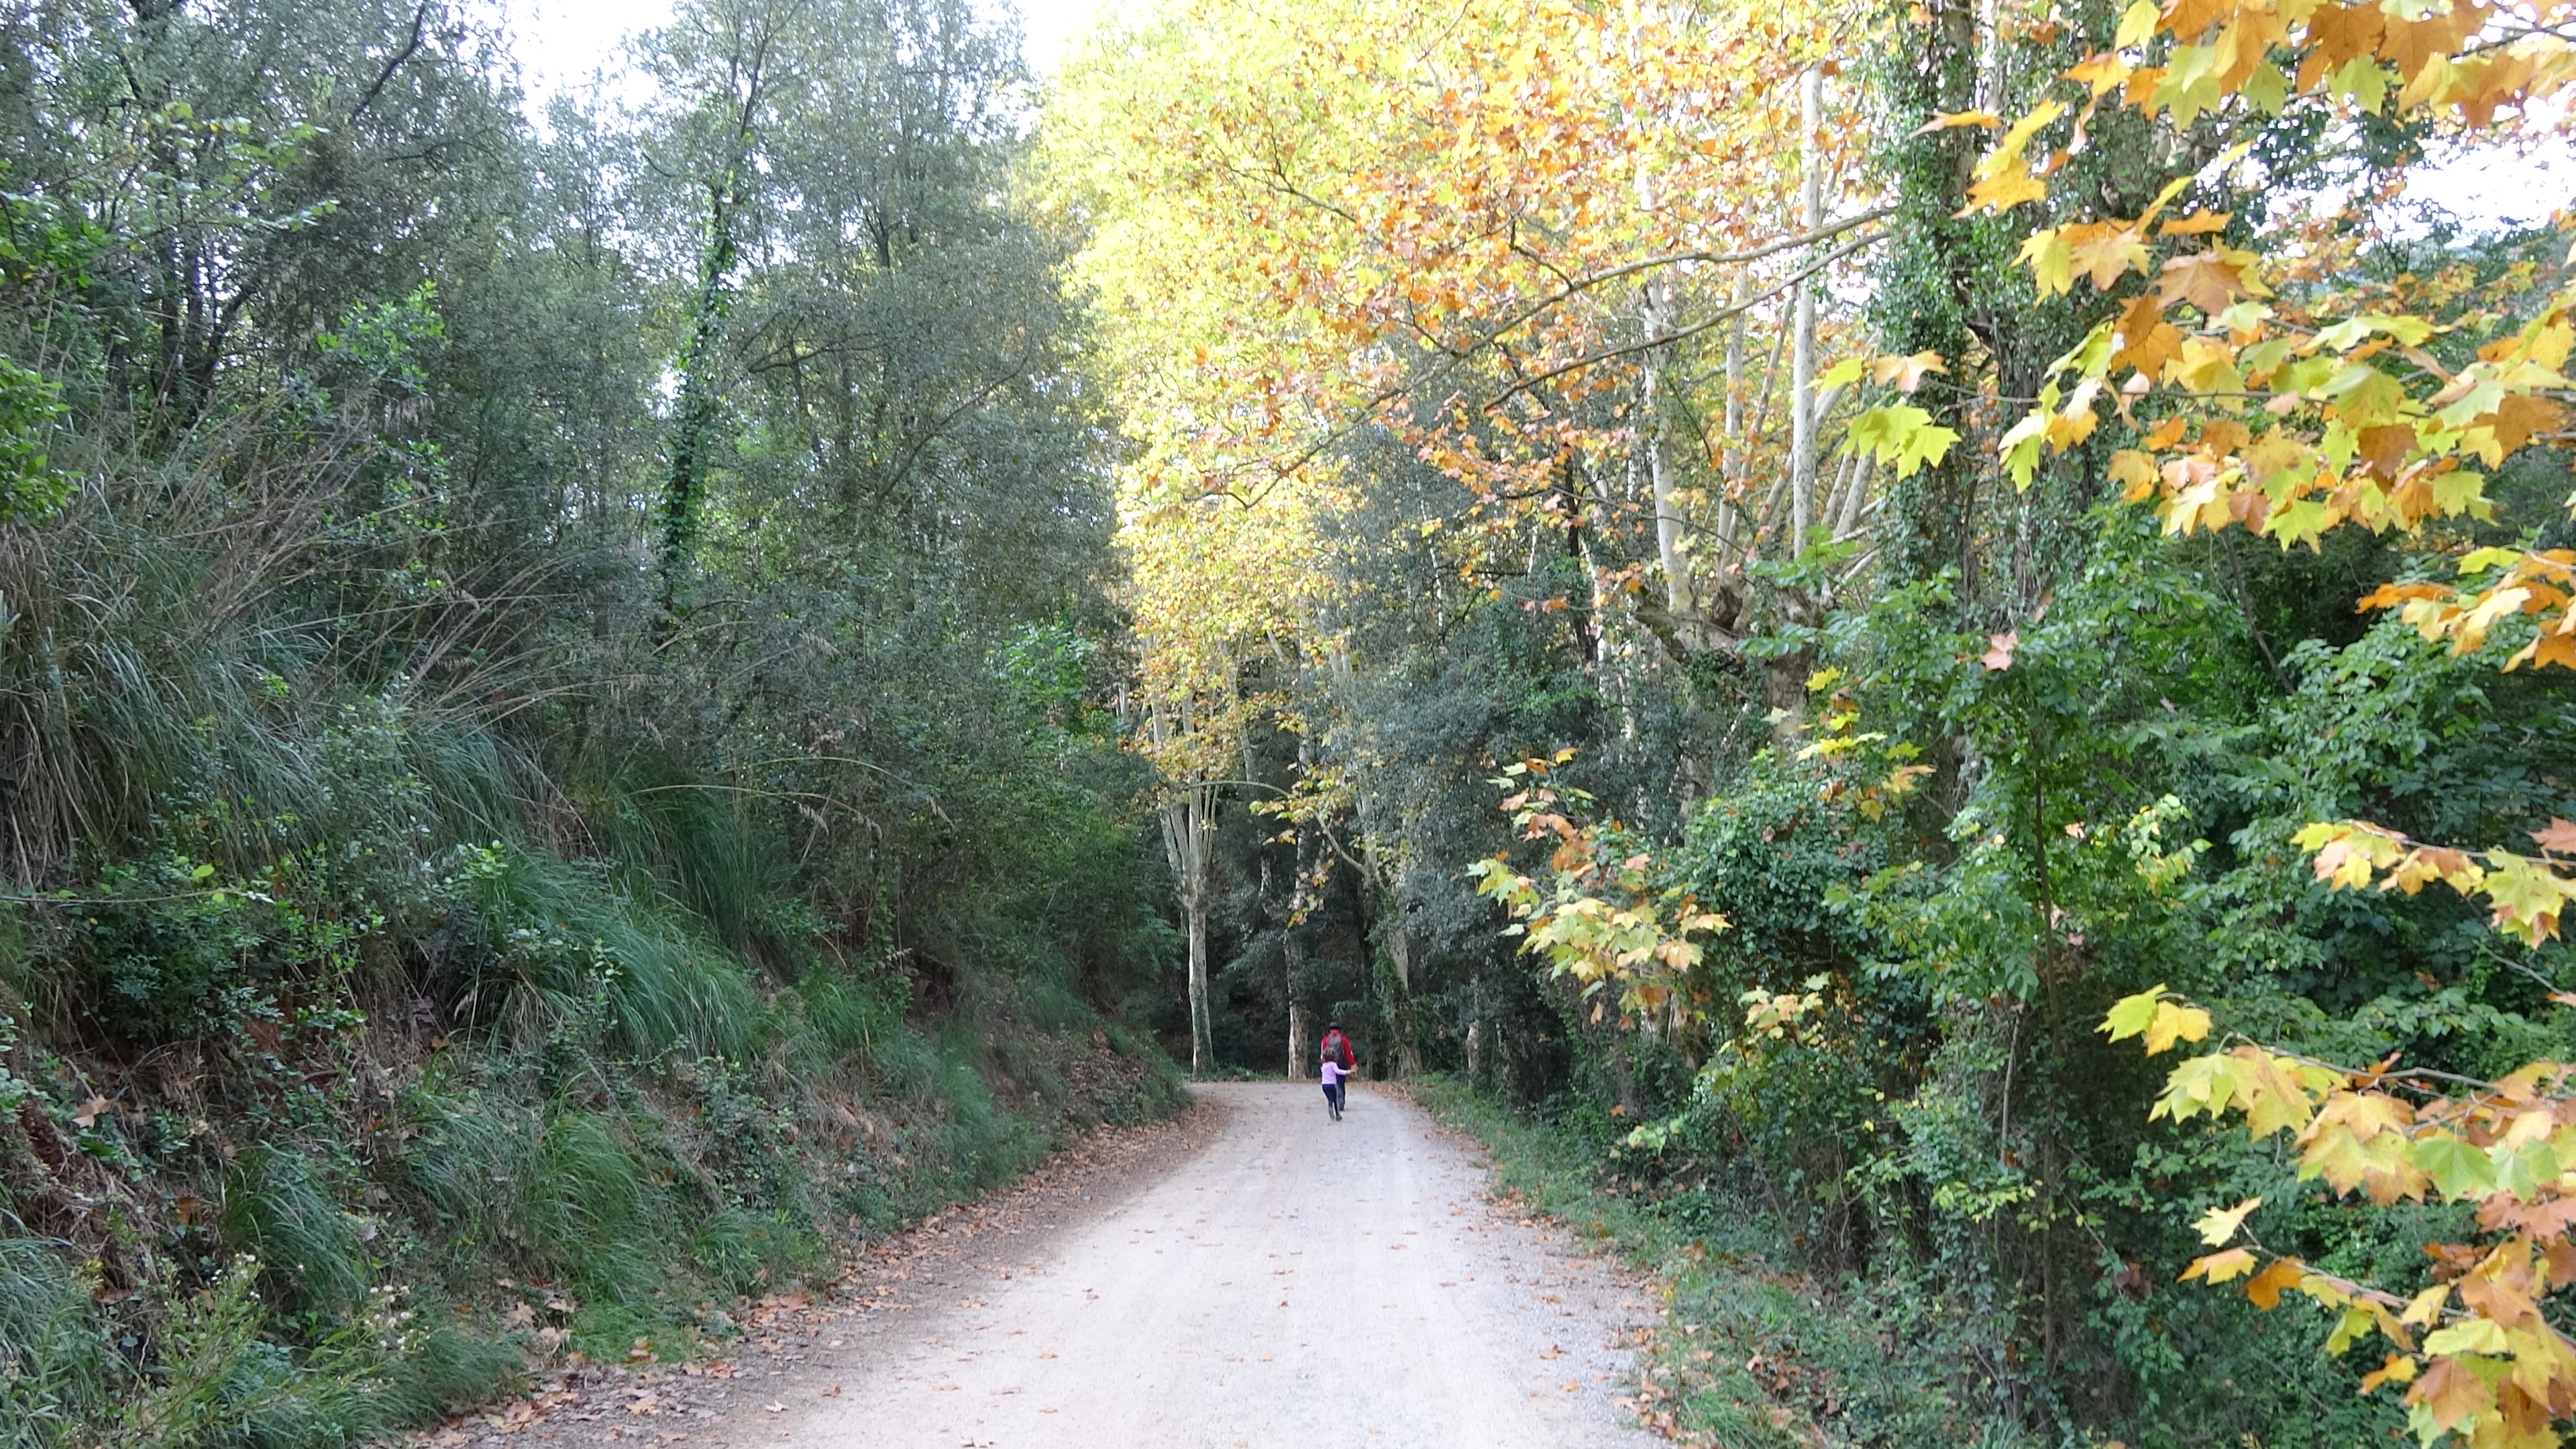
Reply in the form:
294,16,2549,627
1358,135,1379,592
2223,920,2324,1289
2065,223,2151,289
2159,250,2254,316
2195,1195,2263,1246
2477,394,2565,454
2019,228,2074,295
1919,109,2001,131
2245,1256,2307,1309
2413,1135,2498,1199
1981,630,2017,671
2157,208,2231,235
2236,1049,2324,1136
2379,7,2481,85
1845,405,1960,478
2145,1000,2214,1054
2110,449,2158,502
2111,294,2184,377
1868,350,1949,392
1965,160,2048,212
2481,851,2576,946
2066,53,2134,97
69,1095,112,1129
2102,985,2167,1041
2302,3,2386,76
2356,423,2416,479
1982,99,2065,170
2421,1319,2510,1358
2183,1247,2257,1283
2531,820,2576,856
2361,1354,2419,1393
2394,1354,2515,1445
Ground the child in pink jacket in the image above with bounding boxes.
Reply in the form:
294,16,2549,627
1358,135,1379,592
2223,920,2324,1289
1318,1023,1355,1120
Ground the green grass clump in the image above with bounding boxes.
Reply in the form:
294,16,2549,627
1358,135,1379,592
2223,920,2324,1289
221,1149,372,1316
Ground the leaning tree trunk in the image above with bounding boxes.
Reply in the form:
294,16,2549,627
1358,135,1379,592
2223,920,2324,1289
1384,922,1425,1078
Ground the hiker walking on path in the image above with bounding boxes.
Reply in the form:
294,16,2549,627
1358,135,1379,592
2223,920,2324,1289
1318,1020,1356,1120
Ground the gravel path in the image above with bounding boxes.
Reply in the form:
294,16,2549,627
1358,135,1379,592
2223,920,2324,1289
439,1082,1664,1449
779,1081,1662,1448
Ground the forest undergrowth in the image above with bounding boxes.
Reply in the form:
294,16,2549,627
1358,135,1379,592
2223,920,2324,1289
1420,1079,1997,1449
0,0,1192,1442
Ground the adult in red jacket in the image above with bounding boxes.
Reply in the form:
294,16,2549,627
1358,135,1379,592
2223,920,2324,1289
1318,1022,1356,1116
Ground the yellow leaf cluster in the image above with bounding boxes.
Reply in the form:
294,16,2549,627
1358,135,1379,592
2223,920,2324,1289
2110,981,2576,1448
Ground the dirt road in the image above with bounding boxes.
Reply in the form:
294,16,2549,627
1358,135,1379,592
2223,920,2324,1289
779,1082,1661,1448
479,1083,1666,1449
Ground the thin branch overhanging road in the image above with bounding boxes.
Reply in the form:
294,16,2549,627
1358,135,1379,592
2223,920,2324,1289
759,1083,1666,1448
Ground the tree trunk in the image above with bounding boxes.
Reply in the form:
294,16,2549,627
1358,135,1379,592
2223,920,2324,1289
1788,68,1824,551
1385,922,1424,1078
657,33,771,621
1643,275,1695,627
1150,717,1219,1078
657,186,737,621
1870,0,1984,591
1185,890,1211,1076
1287,998,1306,1081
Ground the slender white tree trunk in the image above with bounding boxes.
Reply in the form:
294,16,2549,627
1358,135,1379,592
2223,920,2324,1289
1718,273,1749,556
1642,276,1694,623
1185,884,1210,1075
1150,702,1219,1077
1789,68,1824,551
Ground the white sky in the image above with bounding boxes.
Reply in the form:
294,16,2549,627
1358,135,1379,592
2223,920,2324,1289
492,0,2561,233
497,0,1121,106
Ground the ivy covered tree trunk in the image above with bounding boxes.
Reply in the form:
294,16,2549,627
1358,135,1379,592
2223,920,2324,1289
657,182,739,620
1867,0,1984,596
653,19,773,621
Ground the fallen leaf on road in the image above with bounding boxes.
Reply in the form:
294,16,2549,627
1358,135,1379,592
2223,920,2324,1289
762,1403,784,1413
822,1386,841,1397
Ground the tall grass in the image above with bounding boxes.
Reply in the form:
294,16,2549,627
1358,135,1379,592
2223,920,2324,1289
221,1150,371,1315
0,403,1181,1448
0,1236,113,1449
0,418,549,893
441,844,764,1064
